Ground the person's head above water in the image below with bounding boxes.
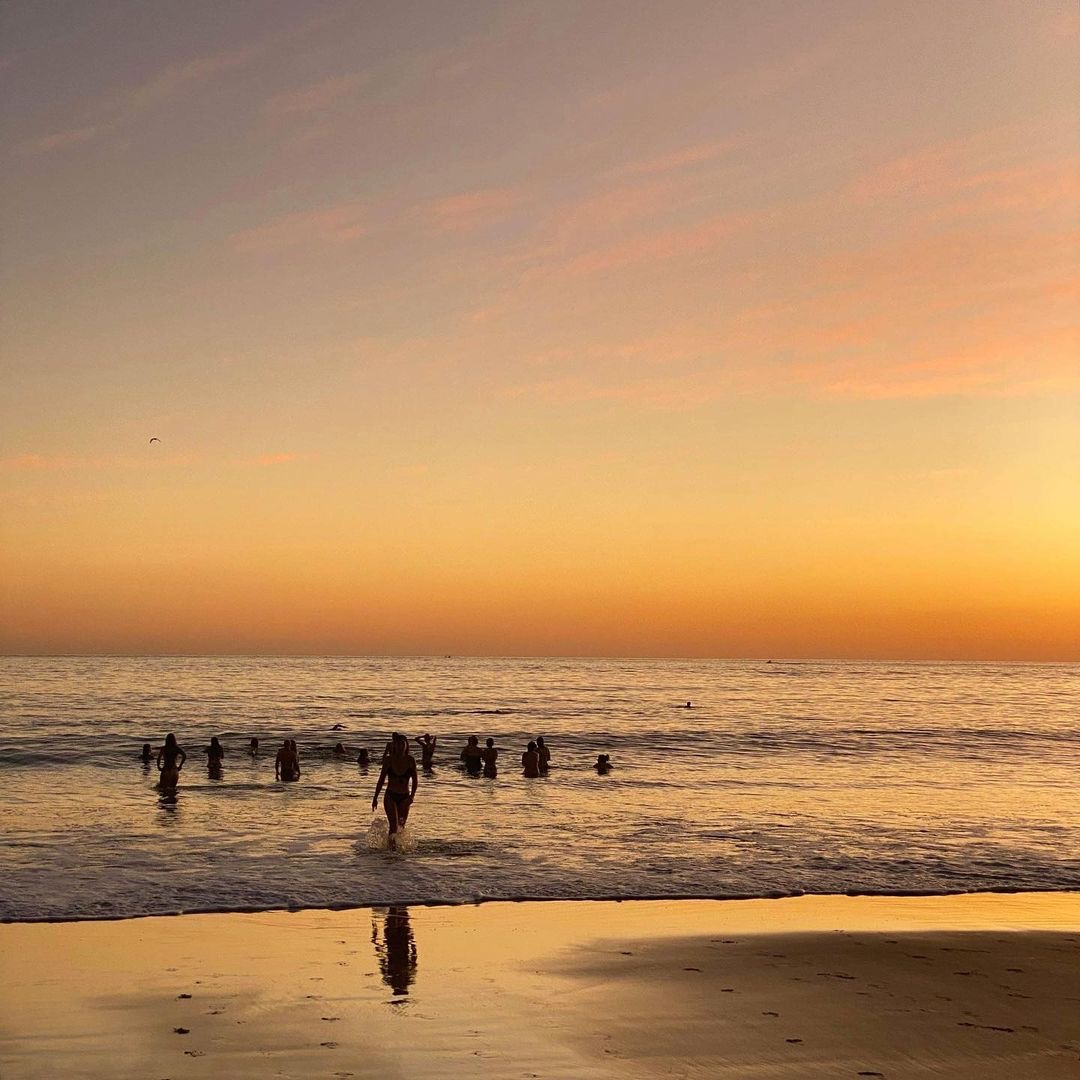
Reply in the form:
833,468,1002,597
390,732,409,754
527,740,537,752
210,736,221,748
486,738,494,748
467,735,479,746
164,733,178,749
357,747,370,762
536,736,545,746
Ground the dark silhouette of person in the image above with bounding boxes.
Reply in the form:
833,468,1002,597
275,739,300,781
683,701,692,708
156,733,186,795
357,747,370,766
536,735,551,773
460,735,483,776
414,733,437,770
372,732,418,850
372,906,417,997
595,753,613,774
249,737,259,755
206,737,224,766
333,742,348,756
522,741,541,778
481,737,498,778
331,723,345,730
139,742,152,763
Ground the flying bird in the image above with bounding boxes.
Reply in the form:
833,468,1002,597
149,437,160,444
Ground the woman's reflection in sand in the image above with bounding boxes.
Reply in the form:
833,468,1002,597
371,906,417,998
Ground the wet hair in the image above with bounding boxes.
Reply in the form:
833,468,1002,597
467,735,478,745
210,737,221,747
164,733,177,749
536,736,545,745
486,738,494,747
527,741,537,752
142,742,151,752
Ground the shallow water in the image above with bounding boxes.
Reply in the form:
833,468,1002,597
0,656,1077,920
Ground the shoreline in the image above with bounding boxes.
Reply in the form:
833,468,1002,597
4,884,1078,926
3,892,1078,1079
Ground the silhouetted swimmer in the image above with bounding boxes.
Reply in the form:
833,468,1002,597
481,737,499,778
275,739,300,781
156,733,186,795
460,735,483,776
682,701,693,708
357,747,371,766
249,737,259,756
333,742,348,756
414,733,437,770
206,737,224,767
140,742,152,763
536,735,551,774
521,741,541,778
331,723,345,731
372,732,418,850
595,753,613,774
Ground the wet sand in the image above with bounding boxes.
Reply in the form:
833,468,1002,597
1,893,1078,1079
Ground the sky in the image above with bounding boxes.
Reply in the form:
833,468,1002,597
1,0,1077,659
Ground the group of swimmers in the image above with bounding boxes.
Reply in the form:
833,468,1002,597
140,729,614,844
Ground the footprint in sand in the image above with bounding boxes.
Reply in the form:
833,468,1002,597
322,1017,340,1022
184,1050,204,1058
683,967,702,972
762,1011,779,1017
321,1041,339,1049
786,1038,803,1044
173,1027,190,1035
720,988,735,993
857,1072,884,1077
177,993,192,999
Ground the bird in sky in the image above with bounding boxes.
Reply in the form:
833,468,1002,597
149,437,160,444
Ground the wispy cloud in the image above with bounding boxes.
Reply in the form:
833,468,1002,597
613,139,737,178
263,72,369,121
230,200,367,251
425,186,524,232
25,125,100,155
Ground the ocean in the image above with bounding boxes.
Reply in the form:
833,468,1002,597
0,656,1077,921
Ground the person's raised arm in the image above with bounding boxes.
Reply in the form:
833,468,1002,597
371,763,388,810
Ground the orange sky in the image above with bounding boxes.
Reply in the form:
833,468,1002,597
1,1,1078,658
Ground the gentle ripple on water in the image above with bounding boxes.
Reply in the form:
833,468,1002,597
0,656,1077,920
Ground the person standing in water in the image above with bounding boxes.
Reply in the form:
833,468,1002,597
414,733,437,770
156,733,187,795
536,735,551,774
139,742,153,764
521,740,541,778
275,739,300,781
206,737,224,770
481,737,499,778
372,732,418,850
460,735,483,776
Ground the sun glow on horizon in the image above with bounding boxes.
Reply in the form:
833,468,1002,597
1,2,1078,659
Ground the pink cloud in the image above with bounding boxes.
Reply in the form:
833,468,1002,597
25,125,101,155
230,200,367,251
550,209,761,277
425,186,523,232
614,139,737,178
263,72,368,121
250,452,299,467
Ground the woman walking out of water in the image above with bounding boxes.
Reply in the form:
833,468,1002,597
481,737,498,778
521,740,541,778
156,733,186,795
372,732,418,850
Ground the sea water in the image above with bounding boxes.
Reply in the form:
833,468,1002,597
0,656,1077,921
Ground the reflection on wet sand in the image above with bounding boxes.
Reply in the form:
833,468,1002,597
372,906,417,997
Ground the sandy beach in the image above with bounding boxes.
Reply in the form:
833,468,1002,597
2,892,1078,1079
